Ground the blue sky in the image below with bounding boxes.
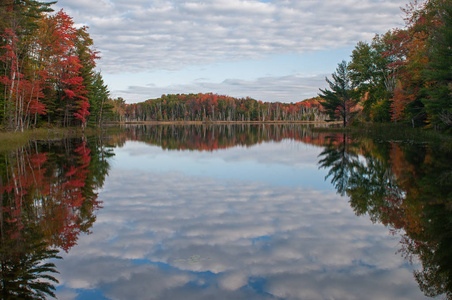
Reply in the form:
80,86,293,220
53,0,409,103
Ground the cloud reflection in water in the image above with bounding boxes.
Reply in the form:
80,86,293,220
54,140,427,300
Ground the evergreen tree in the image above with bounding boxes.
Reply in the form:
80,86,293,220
423,0,452,131
88,72,111,126
319,61,358,127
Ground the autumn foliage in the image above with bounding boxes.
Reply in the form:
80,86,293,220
323,0,452,131
115,123,335,152
0,2,107,131
121,93,326,123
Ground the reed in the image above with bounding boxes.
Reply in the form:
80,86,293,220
0,128,82,152
312,123,452,148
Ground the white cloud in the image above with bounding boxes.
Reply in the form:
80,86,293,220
118,73,328,102
54,0,406,72
218,272,248,291
52,0,408,102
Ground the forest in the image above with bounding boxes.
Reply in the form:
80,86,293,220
118,93,326,123
0,0,113,132
1,0,451,132
319,0,452,131
118,0,451,132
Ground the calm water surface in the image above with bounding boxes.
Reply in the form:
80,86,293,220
1,125,451,299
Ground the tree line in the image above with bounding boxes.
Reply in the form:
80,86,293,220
0,0,116,132
3,0,450,132
319,0,451,132
120,93,326,123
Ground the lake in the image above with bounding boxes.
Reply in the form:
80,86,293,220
0,124,451,300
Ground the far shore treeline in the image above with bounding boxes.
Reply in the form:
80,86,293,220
1,0,451,133
117,94,326,123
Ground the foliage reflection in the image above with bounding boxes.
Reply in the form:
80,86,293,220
111,124,452,298
1,125,450,299
0,137,113,299
318,133,452,299
111,124,334,150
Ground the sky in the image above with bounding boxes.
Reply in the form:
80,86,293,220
53,0,409,104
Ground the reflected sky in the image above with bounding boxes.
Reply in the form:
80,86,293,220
53,139,429,300
111,140,333,190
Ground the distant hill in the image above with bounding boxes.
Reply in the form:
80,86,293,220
296,96,324,110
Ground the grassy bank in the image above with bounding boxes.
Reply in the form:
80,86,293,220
0,128,71,152
313,123,452,149
0,127,113,152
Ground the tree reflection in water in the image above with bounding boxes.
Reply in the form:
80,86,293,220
0,137,113,299
110,124,452,299
107,124,452,299
318,133,452,299
1,125,450,299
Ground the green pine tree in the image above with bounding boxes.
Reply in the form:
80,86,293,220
319,61,358,127
423,0,452,131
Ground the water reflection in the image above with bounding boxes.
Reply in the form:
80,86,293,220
111,124,333,151
318,132,452,299
0,137,114,298
1,125,451,299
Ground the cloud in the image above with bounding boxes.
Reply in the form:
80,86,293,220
117,73,328,102
52,0,409,102
218,272,248,291
54,0,407,73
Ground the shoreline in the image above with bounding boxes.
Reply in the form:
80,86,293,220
0,121,339,151
111,120,339,125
